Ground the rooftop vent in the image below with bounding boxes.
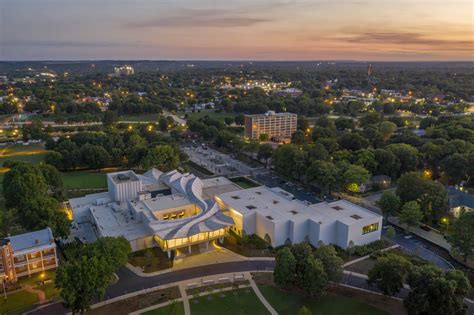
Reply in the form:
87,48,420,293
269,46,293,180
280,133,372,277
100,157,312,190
117,174,131,181
255,191,262,195
350,214,362,220
266,216,274,220
273,200,279,204
231,196,240,200
332,206,344,211
290,210,298,215
246,205,256,210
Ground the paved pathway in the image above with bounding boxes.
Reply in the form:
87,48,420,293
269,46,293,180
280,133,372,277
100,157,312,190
249,276,277,315
23,285,46,303
178,283,191,315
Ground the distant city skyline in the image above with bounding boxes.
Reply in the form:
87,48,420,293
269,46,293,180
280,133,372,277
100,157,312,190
1,0,473,61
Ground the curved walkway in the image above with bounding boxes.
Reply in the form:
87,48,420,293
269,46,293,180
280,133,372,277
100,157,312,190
23,285,46,303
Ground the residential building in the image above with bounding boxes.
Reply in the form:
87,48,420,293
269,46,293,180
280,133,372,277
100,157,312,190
244,111,297,142
0,228,58,283
216,186,382,249
447,186,474,218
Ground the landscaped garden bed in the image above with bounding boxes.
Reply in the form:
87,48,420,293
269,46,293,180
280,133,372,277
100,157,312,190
128,247,173,273
88,286,180,315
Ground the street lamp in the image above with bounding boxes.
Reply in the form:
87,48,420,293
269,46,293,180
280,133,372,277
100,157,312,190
441,217,449,232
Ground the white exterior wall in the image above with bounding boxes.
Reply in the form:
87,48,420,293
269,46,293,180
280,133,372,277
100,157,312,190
289,220,309,244
242,212,257,235
109,179,141,202
335,222,349,248
318,221,338,246
344,218,383,248
308,220,321,245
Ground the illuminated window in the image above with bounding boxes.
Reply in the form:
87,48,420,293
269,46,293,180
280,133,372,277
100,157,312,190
362,223,379,235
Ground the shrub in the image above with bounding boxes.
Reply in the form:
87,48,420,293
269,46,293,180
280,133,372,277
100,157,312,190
352,240,387,257
242,234,269,249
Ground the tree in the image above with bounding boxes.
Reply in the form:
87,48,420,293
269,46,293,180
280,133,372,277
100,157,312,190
377,191,400,221
56,237,131,314
307,160,340,194
80,144,111,170
399,201,423,232
291,130,307,145
386,226,396,239
298,306,312,315
102,110,118,125
313,245,343,282
386,144,419,175
40,164,65,199
367,253,412,296
300,257,328,297
379,121,397,141
442,153,469,184
396,172,447,221
44,151,64,170
2,162,69,237
259,133,269,142
3,163,47,210
257,143,273,167
140,145,179,171
56,256,110,314
274,247,296,287
404,265,470,315
448,212,474,262
343,164,370,193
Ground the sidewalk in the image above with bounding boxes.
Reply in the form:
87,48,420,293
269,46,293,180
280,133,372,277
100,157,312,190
388,216,451,251
126,246,274,278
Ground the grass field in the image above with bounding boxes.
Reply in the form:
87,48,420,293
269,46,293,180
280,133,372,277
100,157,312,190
185,111,236,123
258,285,388,315
190,288,269,315
143,302,184,315
0,143,48,168
230,177,261,189
0,290,39,314
61,171,107,190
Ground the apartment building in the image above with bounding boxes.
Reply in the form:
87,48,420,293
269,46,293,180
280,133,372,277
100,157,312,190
244,111,297,142
0,228,58,283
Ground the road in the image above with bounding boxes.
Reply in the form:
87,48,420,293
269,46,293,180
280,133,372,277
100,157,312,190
28,258,474,315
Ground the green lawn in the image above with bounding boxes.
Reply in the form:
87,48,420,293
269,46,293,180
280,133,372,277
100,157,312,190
143,302,184,315
0,143,48,167
190,288,269,315
61,171,107,190
186,111,236,123
258,285,388,315
230,177,261,189
0,290,39,314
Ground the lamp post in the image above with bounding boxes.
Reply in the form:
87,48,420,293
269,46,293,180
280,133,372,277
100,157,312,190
441,217,449,233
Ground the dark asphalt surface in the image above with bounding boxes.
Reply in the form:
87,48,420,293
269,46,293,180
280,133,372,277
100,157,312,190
251,171,324,204
28,258,474,315
383,226,454,270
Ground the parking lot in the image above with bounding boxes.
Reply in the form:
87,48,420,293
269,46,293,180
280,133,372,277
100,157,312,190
182,145,261,177
251,171,323,204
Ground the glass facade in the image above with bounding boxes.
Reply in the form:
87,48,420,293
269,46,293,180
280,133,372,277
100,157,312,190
155,228,228,250
362,222,379,235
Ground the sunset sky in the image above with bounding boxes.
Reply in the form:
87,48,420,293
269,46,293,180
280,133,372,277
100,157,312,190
1,0,473,61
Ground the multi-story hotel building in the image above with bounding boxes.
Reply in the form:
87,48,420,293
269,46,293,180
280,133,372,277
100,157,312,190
244,111,297,142
0,228,58,283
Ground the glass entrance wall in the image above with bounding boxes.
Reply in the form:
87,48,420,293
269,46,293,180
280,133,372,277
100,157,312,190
154,227,228,250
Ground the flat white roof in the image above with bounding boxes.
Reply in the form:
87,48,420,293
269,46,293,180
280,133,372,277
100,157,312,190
217,186,380,225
